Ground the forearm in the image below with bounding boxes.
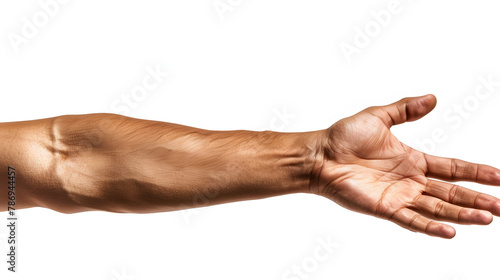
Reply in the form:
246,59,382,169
2,114,323,213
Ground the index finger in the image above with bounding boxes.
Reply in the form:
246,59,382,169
424,154,500,185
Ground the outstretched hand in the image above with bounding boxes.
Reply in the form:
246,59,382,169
313,94,500,238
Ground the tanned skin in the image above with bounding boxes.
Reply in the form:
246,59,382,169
2,94,500,239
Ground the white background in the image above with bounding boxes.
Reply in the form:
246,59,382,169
1,0,500,279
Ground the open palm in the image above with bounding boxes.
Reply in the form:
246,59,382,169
314,95,500,238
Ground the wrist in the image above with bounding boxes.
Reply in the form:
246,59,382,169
301,129,328,195
252,129,326,195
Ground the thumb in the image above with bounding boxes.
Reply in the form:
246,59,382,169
374,94,437,127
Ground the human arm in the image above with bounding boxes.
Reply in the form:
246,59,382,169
3,94,500,238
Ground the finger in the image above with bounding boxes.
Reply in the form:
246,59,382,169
424,154,500,185
410,194,493,225
389,207,456,239
367,94,437,127
424,179,500,216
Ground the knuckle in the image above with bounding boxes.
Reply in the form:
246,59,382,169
434,200,446,218
457,208,469,224
408,214,420,228
448,184,459,203
450,158,457,181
